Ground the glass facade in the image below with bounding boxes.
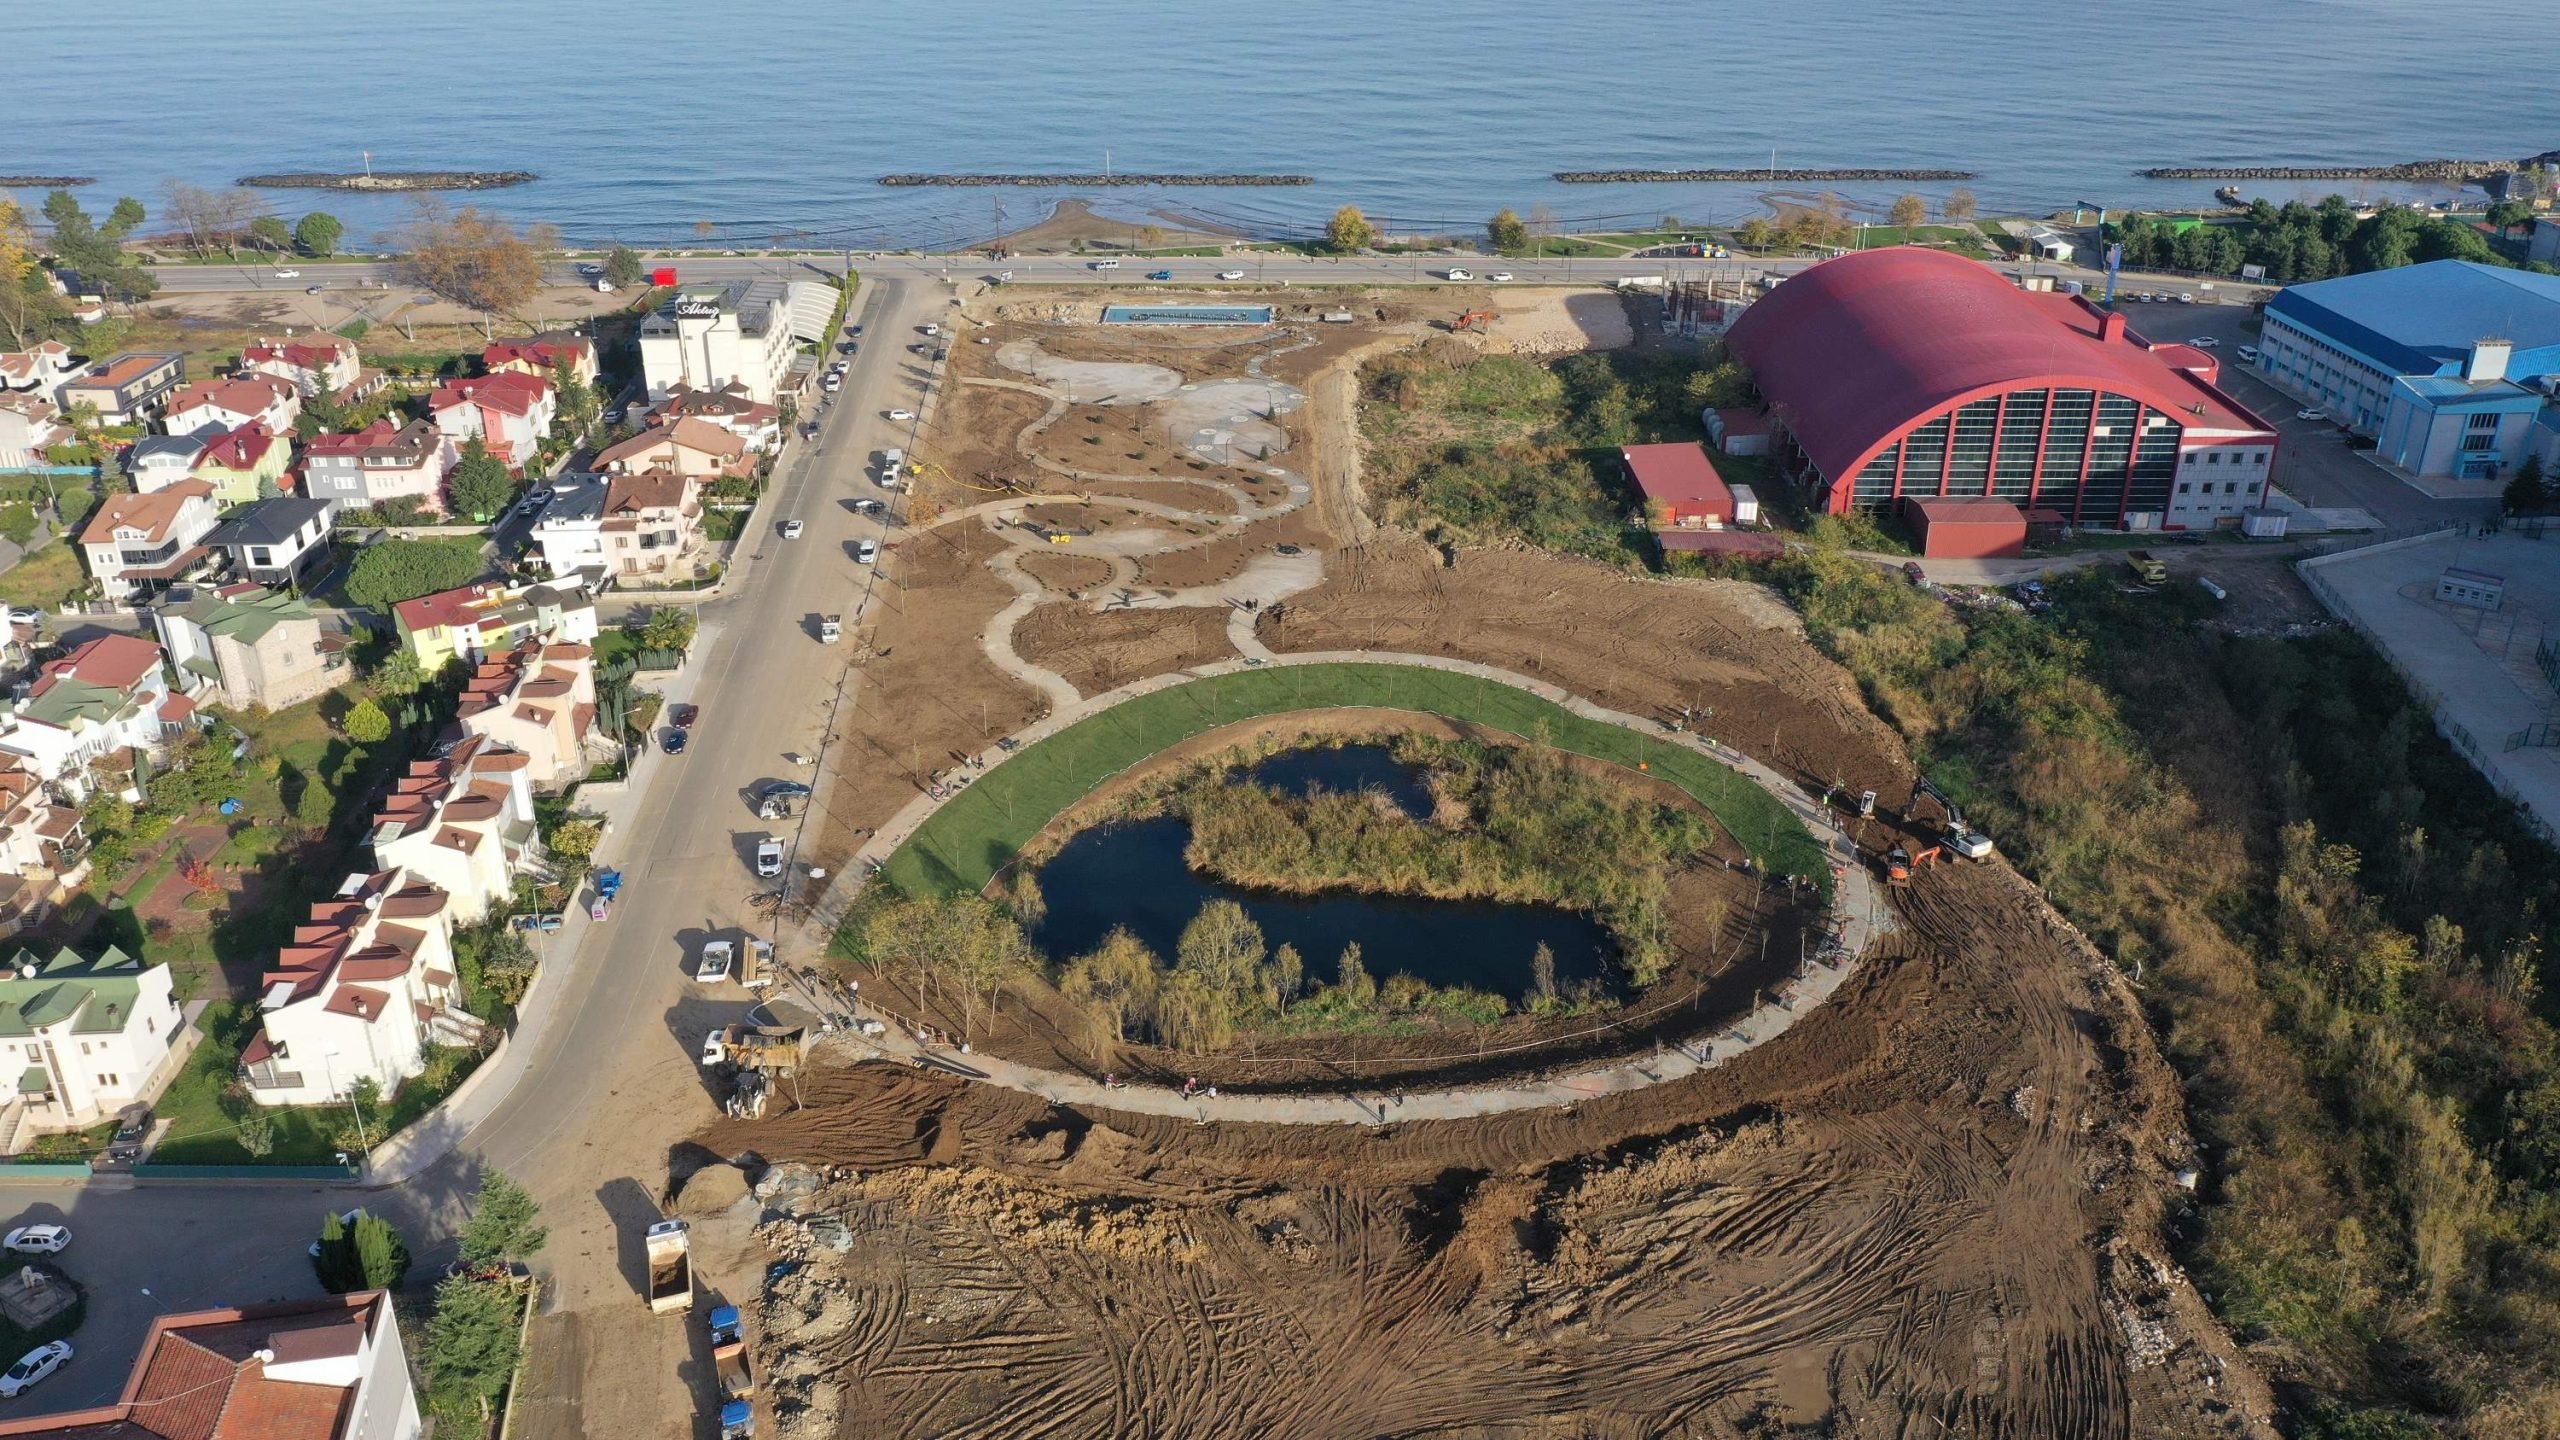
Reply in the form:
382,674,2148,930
1826,386,2184,521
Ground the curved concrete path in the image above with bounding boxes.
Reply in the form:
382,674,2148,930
794,650,1890,1126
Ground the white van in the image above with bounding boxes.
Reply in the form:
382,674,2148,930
1089,259,1120,270
2236,344,2260,364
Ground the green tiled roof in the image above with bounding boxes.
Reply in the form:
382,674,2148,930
17,677,127,730
18,1067,48,1096
163,587,314,649
0,946,147,1038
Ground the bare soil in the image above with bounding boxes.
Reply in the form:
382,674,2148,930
1012,604,1234,694
779,291,2277,1440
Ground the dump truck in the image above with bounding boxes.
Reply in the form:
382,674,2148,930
644,1219,692,1314
710,1304,756,1399
2124,550,2168,584
699,1023,810,1071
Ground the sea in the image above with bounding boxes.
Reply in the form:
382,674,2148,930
14,0,2560,249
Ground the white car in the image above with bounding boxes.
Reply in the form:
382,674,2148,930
821,374,842,392
2176,292,2196,303
2296,408,2329,422
2186,336,2218,348
755,837,785,878
856,539,880,565
2,1225,68,1255
577,263,603,277
1444,268,1472,281
5,608,40,628
886,409,915,421
1218,269,1246,280
274,268,300,279
780,519,804,540
1489,272,1514,282
696,940,734,984
0,1341,69,1398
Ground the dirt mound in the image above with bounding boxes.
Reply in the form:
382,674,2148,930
673,1161,751,1220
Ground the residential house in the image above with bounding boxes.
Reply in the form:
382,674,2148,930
127,431,210,491
597,467,706,583
528,478,610,579
638,280,826,405
239,868,464,1107
654,381,781,451
301,420,454,515
203,497,334,588
393,578,600,671
594,416,750,479
156,584,342,712
0,945,183,1145
0,1290,423,1440
457,640,599,790
240,334,370,401
162,373,300,438
0,635,178,790
192,421,293,503
80,479,219,599
0,393,71,471
53,351,183,425
367,738,537,925
0,761,87,936
0,342,81,396
485,332,598,388
430,371,556,469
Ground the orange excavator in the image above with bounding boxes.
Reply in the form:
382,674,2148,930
1449,309,1496,333
1884,845,1944,888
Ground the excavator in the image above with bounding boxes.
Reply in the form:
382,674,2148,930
1902,775,1997,861
1884,844,1945,888
1449,309,1496,333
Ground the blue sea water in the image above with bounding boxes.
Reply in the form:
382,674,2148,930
13,0,2557,247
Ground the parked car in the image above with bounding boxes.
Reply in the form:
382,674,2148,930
671,704,699,729
663,728,688,755
821,374,842,392
851,498,885,515
886,408,915,421
5,608,41,628
2186,336,2218,348
2296,408,2328,422
512,913,565,932
3,1225,69,1255
755,837,785,878
0,1341,70,1398
305,285,324,295
1218,269,1246,280
780,519,804,540
856,539,880,564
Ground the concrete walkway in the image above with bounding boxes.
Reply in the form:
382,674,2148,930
795,648,1891,1124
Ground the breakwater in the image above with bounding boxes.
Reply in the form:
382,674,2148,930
879,173,1312,187
2140,158,2525,183
238,170,536,191
1555,168,1974,183
0,175,94,188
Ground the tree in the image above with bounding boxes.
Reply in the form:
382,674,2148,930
1334,941,1376,1007
312,1210,360,1291
94,439,129,495
344,698,392,745
1889,193,1928,228
344,537,488,611
394,198,545,339
370,645,428,700
1943,188,1978,222
423,1273,522,1428
1736,217,1776,251
294,211,344,257
553,357,600,437
162,181,269,258
1059,928,1162,1045
39,191,155,303
0,197,72,349
249,215,292,252
604,245,646,288
547,817,602,869
2506,454,2548,516
639,607,698,653
1486,208,1529,255
234,1107,276,1158
447,438,515,520
1684,359,1752,410
1325,205,1375,254
352,1213,411,1289
2487,200,2534,237
459,1169,548,1266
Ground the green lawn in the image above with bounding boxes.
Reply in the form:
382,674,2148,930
0,542,87,609
149,999,483,1165
869,663,1829,908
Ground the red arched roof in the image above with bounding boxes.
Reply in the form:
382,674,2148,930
1726,248,2262,492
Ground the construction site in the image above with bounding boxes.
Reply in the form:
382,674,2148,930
691,280,2281,1438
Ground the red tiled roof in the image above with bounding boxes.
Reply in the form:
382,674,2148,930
1622,443,1732,506
323,984,392,1021
196,423,281,473
596,417,745,470
157,693,197,724
431,370,552,419
37,634,164,695
602,467,692,517
167,374,295,421
242,337,352,372
393,582,503,636
0,1293,389,1440
482,334,591,372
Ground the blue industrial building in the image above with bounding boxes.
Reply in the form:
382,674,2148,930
2255,261,2560,481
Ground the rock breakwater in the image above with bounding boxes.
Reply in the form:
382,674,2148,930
2140,158,2528,183
238,170,535,191
1556,168,1974,183
881,173,1312,187
0,175,94,188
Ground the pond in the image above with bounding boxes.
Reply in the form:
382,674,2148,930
1030,745,1618,1003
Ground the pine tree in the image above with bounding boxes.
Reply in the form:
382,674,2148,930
2506,454,2548,516
352,1213,412,1290
312,1210,360,1292
459,1170,549,1267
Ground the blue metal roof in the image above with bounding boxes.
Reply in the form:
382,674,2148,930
2267,261,2560,378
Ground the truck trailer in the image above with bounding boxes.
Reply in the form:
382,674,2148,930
644,1219,693,1313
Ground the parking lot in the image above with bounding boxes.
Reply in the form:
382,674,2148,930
2113,291,2498,530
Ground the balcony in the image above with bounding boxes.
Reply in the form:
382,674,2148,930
238,1058,305,1092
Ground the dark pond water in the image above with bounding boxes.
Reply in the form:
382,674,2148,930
1241,743,1433,817
1032,747,1617,1001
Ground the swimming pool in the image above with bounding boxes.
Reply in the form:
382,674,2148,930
1101,304,1277,325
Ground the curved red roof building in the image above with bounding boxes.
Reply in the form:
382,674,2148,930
1727,248,2280,527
